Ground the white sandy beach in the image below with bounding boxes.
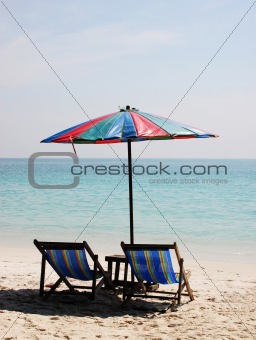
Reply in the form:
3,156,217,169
0,246,255,340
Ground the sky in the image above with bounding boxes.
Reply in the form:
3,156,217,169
0,0,255,159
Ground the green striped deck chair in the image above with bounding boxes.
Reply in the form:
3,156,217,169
121,242,194,304
34,240,116,300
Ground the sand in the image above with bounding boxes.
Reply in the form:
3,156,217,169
0,246,255,340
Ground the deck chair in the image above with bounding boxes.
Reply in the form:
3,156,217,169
121,242,194,304
34,239,116,300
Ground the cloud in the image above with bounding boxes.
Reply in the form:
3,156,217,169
0,22,181,86
42,23,181,65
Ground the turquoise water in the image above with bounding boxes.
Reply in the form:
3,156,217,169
0,158,255,263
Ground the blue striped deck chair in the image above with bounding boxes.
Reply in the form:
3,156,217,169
34,240,116,300
121,242,194,304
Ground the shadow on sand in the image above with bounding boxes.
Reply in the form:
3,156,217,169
0,288,178,318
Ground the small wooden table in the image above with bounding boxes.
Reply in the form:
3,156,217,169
105,254,159,291
105,254,127,287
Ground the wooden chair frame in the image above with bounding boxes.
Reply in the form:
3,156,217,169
121,242,194,304
34,239,116,300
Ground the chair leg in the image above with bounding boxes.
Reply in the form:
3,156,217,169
175,244,194,301
184,272,194,301
123,261,129,301
61,276,75,292
39,256,46,297
95,277,105,295
177,259,183,304
43,277,63,299
91,255,98,300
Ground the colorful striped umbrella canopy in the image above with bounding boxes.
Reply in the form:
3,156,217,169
42,106,217,144
41,106,218,243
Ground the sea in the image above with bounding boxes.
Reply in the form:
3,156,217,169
0,158,255,263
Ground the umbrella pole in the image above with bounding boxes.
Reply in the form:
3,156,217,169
127,139,134,244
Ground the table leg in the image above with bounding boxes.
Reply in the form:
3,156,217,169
106,261,113,289
114,262,120,283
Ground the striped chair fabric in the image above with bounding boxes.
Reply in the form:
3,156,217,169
46,249,102,281
125,249,180,284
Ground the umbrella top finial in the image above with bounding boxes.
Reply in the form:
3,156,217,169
126,105,130,110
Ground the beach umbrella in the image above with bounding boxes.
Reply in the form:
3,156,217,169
41,105,218,243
